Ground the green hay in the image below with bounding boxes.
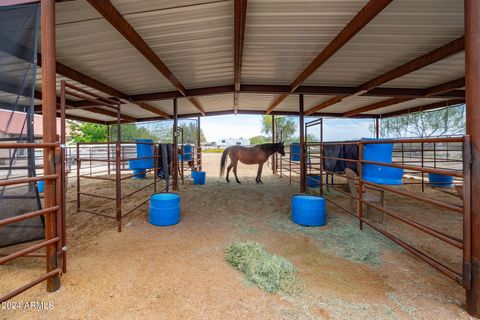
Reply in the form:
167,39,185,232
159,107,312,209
226,242,298,294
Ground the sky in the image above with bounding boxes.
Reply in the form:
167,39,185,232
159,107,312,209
200,114,374,143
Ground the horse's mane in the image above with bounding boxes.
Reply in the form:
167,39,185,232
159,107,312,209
257,143,282,153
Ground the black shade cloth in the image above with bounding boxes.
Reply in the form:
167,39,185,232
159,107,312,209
0,3,43,248
322,143,359,173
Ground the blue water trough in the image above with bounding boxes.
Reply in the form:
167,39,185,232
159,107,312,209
149,193,181,226
361,138,404,185
428,173,454,188
291,194,326,227
129,139,154,178
192,171,206,185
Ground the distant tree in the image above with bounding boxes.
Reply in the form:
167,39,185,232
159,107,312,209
375,105,465,138
68,121,107,143
179,122,207,145
250,135,268,145
110,124,157,141
261,116,296,142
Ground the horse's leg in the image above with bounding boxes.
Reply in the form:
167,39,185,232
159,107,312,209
257,163,264,184
233,160,241,184
226,163,233,183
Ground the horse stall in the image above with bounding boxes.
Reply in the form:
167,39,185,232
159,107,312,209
2,0,480,319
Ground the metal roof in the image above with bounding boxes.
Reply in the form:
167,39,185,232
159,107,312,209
25,0,467,122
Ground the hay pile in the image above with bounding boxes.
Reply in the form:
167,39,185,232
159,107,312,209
226,242,298,294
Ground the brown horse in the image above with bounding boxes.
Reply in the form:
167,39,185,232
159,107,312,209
220,142,285,184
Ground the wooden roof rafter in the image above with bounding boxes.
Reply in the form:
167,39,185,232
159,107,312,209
380,99,466,118
305,37,465,115
233,0,247,114
86,0,206,116
265,0,394,114
343,77,466,117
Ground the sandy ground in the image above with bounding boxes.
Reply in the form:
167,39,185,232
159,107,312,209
0,153,473,319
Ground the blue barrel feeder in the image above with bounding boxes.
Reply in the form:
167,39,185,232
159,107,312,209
37,180,44,193
192,171,206,185
306,174,321,188
291,195,326,227
291,143,301,161
181,144,192,161
149,193,181,226
132,169,146,179
428,173,454,188
361,139,404,185
128,139,154,178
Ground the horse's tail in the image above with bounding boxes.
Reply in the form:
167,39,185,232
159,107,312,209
219,147,230,177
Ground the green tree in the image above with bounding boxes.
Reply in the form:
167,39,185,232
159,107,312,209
179,122,207,145
68,121,107,143
261,116,296,142
375,105,465,138
250,135,268,145
110,124,157,141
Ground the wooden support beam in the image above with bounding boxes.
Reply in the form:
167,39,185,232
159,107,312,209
88,107,136,122
41,0,61,293
126,84,464,102
361,38,465,92
135,101,170,119
305,36,465,115
86,0,205,115
344,78,466,117
234,0,247,113
380,99,465,118
38,55,128,99
344,97,412,117
465,0,480,315
425,77,465,96
265,0,393,114
58,113,106,124
299,94,306,193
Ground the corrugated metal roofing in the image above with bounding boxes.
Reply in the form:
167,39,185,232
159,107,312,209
23,0,466,122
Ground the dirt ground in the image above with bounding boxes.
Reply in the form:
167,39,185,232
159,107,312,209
0,153,473,319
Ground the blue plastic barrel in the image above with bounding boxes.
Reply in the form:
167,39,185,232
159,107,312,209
38,180,44,193
306,174,321,188
362,138,404,185
132,169,146,179
149,193,180,226
137,139,154,169
182,144,192,161
129,139,154,170
428,173,454,188
192,171,206,185
291,143,301,161
291,195,326,227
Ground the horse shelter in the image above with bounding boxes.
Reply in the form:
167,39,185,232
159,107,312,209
1,0,480,318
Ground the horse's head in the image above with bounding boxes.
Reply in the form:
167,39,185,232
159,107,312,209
277,141,286,156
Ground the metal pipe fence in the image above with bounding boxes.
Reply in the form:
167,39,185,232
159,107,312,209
274,134,469,288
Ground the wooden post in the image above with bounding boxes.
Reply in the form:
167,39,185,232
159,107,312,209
59,81,67,273
172,98,178,191
299,94,306,193
197,116,202,171
41,0,60,292
107,124,111,175
375,118,380,138
115,106,121,232
465,0,480,315
272,115,277,174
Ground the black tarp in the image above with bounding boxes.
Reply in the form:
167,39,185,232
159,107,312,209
323,143,359,173
0,3,44,248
